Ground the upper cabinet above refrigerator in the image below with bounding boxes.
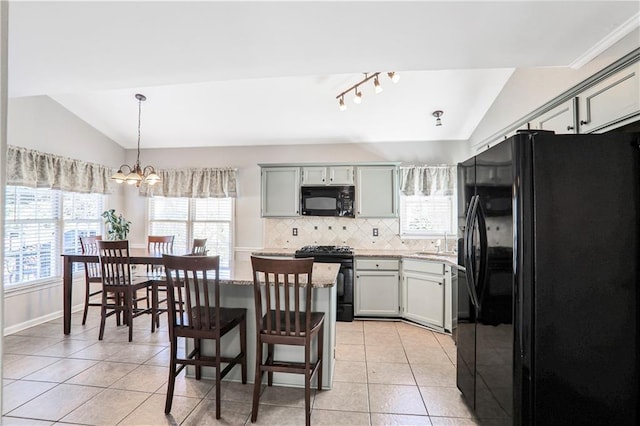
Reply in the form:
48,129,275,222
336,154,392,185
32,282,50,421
577,61,640,134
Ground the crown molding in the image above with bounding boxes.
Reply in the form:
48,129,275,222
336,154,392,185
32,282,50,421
570,12,640,70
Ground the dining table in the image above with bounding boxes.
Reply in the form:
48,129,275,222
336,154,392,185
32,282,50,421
61,247,166,335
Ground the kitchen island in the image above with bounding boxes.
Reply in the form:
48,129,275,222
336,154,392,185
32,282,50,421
188,259,340,389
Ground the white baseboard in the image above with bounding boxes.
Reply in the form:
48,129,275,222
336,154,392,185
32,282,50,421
3,303,85,336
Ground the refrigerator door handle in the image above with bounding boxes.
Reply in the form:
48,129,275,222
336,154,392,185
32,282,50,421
475,199,489,304
464,195,481,309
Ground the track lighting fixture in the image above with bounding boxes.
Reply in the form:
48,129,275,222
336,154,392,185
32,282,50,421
336,71,399,110
432,110,444,126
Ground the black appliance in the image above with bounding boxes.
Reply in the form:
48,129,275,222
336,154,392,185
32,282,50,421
456,130,640,425
294,245,354,322
300,186,355,217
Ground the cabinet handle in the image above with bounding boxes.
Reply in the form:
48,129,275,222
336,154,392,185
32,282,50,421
566,125,574,131
580,120,589,125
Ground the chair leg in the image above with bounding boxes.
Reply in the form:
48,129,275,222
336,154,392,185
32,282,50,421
165,336,178,414
195,338,202,380
305,342,311,426
267,343,274,386
98,291,107,340
317,322,324,391
251,339,263,423
215,338,222,420
126,291,134,342
240,318,247,384
82,282,90,325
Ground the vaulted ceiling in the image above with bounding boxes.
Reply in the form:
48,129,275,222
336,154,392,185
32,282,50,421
8,1,640,148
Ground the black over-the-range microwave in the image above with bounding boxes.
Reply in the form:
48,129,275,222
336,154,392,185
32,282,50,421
300,186,355,217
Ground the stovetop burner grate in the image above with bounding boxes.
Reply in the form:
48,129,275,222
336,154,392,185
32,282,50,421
295,245,353,255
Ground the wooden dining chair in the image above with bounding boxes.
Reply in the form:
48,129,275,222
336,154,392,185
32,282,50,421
147,235,175,325
250,256,324,426
162,254,247,419
97,240,155,342
191,238,208,255
79,235,103,325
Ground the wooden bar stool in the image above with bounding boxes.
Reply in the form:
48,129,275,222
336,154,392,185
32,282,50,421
250,256,324,426
162,254,247,419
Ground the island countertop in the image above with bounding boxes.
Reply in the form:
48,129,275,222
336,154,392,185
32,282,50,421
251,247,459,269
220,260,339,288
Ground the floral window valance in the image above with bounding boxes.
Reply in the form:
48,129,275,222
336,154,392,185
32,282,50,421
6,145,114,194
399,165,456,196
138,167,238,198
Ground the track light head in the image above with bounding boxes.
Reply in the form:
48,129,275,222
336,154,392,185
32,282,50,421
339,96,346,111
374,75,383,94
353,88,363,104
387,72,400,83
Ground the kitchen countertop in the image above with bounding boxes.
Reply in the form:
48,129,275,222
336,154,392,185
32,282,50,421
218,259,339,288
252,248,460,269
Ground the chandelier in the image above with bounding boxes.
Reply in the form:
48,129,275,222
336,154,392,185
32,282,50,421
336,72,400,111
111,94,161,187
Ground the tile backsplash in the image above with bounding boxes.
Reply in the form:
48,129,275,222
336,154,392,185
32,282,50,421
263,217,456,252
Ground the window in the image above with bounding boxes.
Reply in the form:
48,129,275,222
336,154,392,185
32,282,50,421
148,197,234,270
4,186,104,287
400,194,456,237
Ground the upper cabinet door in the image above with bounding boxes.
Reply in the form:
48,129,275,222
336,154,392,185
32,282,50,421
329,166,354,185
301,167,327,185
302,166,354,185
529,98,577,134
261,167,300,217
578,62,640,133
356,166,397,218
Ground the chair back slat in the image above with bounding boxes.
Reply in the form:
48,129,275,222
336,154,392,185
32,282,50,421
97,240,131,288
251,256,314,338
163,255,220,335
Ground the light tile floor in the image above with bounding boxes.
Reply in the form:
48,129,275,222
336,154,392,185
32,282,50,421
2,310,480,425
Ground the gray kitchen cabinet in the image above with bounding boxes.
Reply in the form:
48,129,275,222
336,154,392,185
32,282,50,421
529,98,577,133
356,165,397,218
402,259,451,331
261,167,300,217
301,166,354,185
355,258,400,317
578,61,640,133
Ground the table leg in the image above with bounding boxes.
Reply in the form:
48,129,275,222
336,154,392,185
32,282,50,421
63,256,73,335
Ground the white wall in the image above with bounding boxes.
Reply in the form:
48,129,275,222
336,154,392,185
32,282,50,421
471,28,640,147
4,95,125,332
123,140,468,252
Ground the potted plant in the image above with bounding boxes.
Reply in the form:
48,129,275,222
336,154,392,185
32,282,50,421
101,209,131,240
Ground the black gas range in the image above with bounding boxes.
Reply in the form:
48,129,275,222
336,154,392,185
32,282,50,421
294,245,354,322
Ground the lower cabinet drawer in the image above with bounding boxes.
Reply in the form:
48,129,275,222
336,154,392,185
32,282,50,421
356,258,399,271
403,259,444,275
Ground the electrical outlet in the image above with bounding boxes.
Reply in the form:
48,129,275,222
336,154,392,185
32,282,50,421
292,228,298,236
373,228,379,237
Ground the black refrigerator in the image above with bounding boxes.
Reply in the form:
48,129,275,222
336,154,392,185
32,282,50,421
456,130,640,425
